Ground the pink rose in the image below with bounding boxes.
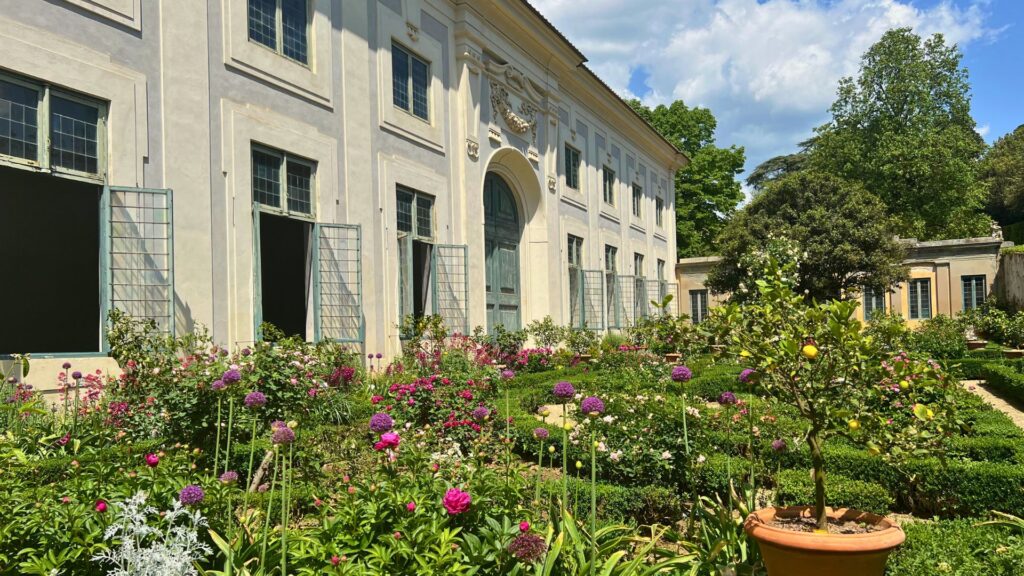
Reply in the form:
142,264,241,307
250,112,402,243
519,521,530,532
407,501,416,511
145,453,160,467
442,487,471,515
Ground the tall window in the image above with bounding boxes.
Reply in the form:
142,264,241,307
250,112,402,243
602,166,615,205
605,245,617,326
397,187,435,322
657,259,666,281
655,196,664,227
392,43,430,121
568,235,584,327
863,286,886,319
633,253,645,319
564,144,581,190
248,0,309,64
0,74,105,176
690,289,709,323
962,275,986,311
908,278,932,320
631,184,642,218
252,145,315,216
633,253,645,277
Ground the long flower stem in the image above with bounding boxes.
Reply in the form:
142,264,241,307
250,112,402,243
590,428,597,576
214,396,223,475
243,418,258,513
259,449,278,570
72,376,80,437
281,444,291,576
562,403,568,506
535,440,544,503
224,397,235,475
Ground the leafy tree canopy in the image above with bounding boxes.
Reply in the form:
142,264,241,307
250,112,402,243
810,28,990,240
707,171,907,301
982,124,1024,225
627,99,746,258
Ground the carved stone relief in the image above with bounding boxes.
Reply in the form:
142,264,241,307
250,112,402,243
489,80,537,144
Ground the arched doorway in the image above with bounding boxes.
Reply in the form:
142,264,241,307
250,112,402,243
484,172,521,333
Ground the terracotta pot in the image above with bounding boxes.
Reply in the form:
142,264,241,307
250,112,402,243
967,340,988,350
744,506,905,576
664,353,682,363
1003,349,1024,359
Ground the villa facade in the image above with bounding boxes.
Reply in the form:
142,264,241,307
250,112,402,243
0,0,686,360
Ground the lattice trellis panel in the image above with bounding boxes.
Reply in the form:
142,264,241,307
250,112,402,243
646,280,663,313
316,224,362,342
433,244,469,334
605,273,620,329
617,275,638,327
581,270,605,330
663,282,678,315
108,187,174,334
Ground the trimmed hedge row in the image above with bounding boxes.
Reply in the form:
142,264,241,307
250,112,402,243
538,477,685,525
774,469,894,513
979,362,1024,404
886,519,1024,575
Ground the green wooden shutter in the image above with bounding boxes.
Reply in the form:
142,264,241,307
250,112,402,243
105,186,175,345
314,223,363,342
432,244,469,334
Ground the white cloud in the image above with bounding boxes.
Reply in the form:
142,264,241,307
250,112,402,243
531,0,995,184
977,123,991,137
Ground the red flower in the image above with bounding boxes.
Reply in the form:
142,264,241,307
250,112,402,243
95,500,108,513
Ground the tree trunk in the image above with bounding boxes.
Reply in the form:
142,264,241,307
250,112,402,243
807,430,828,530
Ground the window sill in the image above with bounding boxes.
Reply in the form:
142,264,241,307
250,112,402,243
629,222,647,234
560,192,587,212
599,209,620,224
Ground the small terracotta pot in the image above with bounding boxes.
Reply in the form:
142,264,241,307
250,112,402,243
744,506,905,576
664,353,682,363
967,340,988,350
1003,349,1024,359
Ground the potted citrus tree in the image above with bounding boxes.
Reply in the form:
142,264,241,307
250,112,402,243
721,238,956,576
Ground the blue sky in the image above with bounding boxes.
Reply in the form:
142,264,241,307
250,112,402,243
532,0,1023,184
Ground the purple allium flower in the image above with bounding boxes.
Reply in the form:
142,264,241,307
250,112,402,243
71,371,82,380
580,396,605,415
369,412,394,433
533,427,549,440
739,369,756,384
222,369,242,384
552,381,575,400
62,362,72,370
368,354,374,359
376,353,383,359
244,391,266,409
271,424,296,445
771,438,787,453
241,347,252,357
718,391,738,406
472,406,490,421
501,369,516,380
178,484,205,505
219,470,239,484
211,379,226,391
508,533,547,563
671,365,693,382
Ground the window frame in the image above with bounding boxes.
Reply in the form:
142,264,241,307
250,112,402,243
396,186,435,242
0,70,107,181
391,42,431,122
690,289,709,323
564,143,581,191
631,183,643,219
962,275,986,311
655,195,664,228
908,278,932,320
657,259,666,281
863,286,886,319
251,143,317,220
247,0,311,67
602,165,616,206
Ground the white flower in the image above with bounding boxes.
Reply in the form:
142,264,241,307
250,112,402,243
661,451,672,460
696,454,706,464
602,415,615,424
609,450,622,462
597,442,608,453
686,406,700,418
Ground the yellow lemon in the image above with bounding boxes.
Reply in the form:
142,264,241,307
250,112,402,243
899,380,910,390
848,419,861,431
802,345,819,360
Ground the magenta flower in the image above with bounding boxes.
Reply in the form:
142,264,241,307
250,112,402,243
508,533,547,563
552,381,575,400
501,369,516,380
211,379,226,391
271,424,296,445
71,371,82,380
442,487,472,515
771,438,787,453
580,396,605,415
145,453,160,467
671,365,692,382
95,500,108,513
220,470,239,484
369,412,394,433
244,391,266,409
241,347,252,356
376,353,383,359
221,369,242,384
407,501,416,512
739,369,756,384
472,406,490,421
718,391,738,406
374,432,401,451
178,484,205,505
533,427,549,440
519,520,530,532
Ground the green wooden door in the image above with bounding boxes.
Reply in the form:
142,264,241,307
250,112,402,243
484,173,521,333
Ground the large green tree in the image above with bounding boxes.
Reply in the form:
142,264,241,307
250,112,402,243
811,28,990,239
627,99,745,258
707,171,907,301
982,124,1024,225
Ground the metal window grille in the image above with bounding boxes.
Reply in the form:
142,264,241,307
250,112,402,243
433,244,469,334
0,78,39,161
581,270,605,330
315,224,362,342
617,275,638,326
108,187,174,335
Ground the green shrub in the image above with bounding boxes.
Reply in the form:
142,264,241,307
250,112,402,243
886,520,1024,575
538,477,685,525
865,311,913,354
691,453,751,498
979,363,1024,404
676,363,745,400
968,410,1024,438
966,347,1004,359
774,469,894,513
911,315,968,359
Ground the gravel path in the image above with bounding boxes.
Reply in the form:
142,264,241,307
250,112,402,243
961,379,1024,428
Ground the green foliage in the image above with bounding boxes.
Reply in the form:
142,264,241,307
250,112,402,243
399,314,449,356
563,327,599,356
887,520,1024,575
627,98,746,258
538,478,684,526
625,314,700,356
912,315,968,359
774,469,894,513
865,312,913,354
978,363,1024,404
982,124,1024,225
526,316,565,349
708,173,908,301
811,28,990,240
